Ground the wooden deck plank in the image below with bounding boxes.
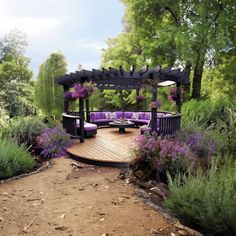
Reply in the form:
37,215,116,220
67,128,139,165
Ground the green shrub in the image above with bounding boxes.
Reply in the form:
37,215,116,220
131,133,194,180
182,98,228,127
226,105,236,155
0,106,9,128
0,139,36,179
165,156,236,235
1,116,47,148
42,115,62,128
175,125,222,158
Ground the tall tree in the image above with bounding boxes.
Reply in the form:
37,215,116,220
0,30,34,117
0,30,27,62
116,0,236,98
35,52,67,114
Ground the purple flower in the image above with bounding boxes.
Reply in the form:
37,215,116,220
36,126,73,158
64,82,96,101
168,87,184,103
136,95,146,103
64,91,75,101
186,132,217,157
150,100,162,109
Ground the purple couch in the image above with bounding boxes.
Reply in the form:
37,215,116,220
90,111,167,127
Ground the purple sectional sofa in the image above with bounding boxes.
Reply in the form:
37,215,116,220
90,111,151,126
89,111,168,127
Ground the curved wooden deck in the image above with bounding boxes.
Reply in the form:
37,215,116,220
67,128,139,167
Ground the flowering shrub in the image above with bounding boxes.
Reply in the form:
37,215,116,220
168,87,184,103
132,133,159,169
131,133,192,177
64,82,96,100
175,128,218,159
150,99,162,109
37,126,73,158
186,132,216,157
136,95,146,103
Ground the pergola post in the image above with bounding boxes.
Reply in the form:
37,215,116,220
79,98,84,143
151,84,157,132
176,83,181,113
136,88,140,110
63,85,69,113
85,98,90,122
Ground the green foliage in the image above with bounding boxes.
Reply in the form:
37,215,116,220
103,0,236,98
0,30,34,117
0,105,9,128
101,33,145,69
1,116,48,148
226,105,236,155
0,29,27,62
165,156,236,235
181,98,236,155
35,52,67,115
181,98,228,127
177,124,226,156
0,139,35,179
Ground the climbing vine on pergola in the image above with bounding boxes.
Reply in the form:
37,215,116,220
57,65,190,142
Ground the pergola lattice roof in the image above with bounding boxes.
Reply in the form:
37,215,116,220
57,66,190,89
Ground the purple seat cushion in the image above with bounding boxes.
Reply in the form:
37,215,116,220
157,112,165,117
116,111,124,119
144,112,151,120
138,112,145,119
136,119,149,124
90,112,102,120
77,123,97,131
124,112,134,119
100,112,107,119
84,123,97,131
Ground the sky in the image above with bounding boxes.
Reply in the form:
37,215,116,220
0,0,124,77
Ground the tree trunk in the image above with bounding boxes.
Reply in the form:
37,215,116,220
183,62,192,101
191,54,205,99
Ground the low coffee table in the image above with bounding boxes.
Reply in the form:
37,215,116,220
109,121,135,134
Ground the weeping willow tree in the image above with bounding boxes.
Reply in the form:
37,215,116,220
35,52,67,115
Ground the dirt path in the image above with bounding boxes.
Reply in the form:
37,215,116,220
0,157,177,236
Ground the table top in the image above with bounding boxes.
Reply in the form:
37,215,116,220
109,121,134,127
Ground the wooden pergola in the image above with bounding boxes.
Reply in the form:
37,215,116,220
57,65,190,143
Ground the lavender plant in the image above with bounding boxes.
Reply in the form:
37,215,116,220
37,126,73,158
131,133,192,177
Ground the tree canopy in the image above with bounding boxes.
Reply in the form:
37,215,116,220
102,0,236,99
0,30,34,117
35,52,67,115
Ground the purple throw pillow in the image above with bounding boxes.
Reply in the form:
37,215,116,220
116,111,124,119
124,112,133,119
138,112,145,119
144,112,151,120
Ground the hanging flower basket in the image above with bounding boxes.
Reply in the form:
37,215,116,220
150,99,162,109
168,87,184,103
64,82,96,100
136,95,146,103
